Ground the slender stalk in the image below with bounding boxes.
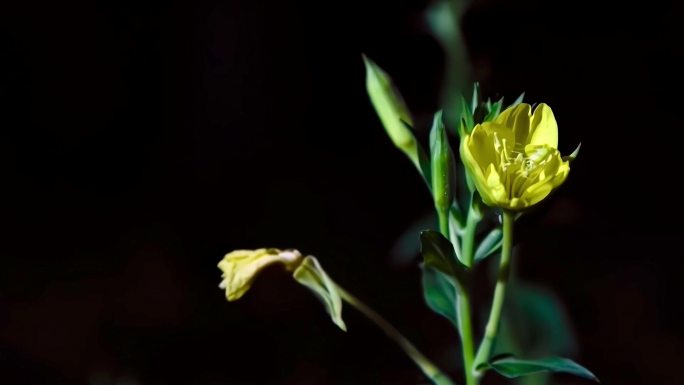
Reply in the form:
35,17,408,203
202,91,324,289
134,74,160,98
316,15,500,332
336,285,455,385
473,210,514,378
456,293,476,385
456,211,478,385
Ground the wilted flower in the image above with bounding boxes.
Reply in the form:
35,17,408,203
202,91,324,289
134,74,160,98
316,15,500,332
218,248,346,330
218,248,302,301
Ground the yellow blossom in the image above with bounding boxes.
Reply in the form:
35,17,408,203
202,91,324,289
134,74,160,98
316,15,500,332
218,248,346,330
218,248,303,301
460,103,571,211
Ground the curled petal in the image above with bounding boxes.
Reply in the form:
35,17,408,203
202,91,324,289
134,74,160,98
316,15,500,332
218,248,303,301
495,103,531,147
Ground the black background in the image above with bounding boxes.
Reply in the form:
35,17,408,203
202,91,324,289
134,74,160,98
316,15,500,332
1,0,682,384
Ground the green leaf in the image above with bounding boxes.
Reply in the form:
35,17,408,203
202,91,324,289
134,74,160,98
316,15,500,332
421,267,458,327
420,230,469,287
363,55,422,171
293,256,346,331
487,356,598,382
474,228,503,263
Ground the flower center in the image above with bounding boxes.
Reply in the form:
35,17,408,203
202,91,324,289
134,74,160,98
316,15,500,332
495,136,553,199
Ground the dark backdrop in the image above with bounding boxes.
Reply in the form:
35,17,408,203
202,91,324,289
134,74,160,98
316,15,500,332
1,0,682,384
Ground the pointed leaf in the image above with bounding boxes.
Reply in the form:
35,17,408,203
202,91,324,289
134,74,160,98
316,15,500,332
420,230,469,287
422,267,458,327
293,256,346,331
474,228,503,263
488,356,598,382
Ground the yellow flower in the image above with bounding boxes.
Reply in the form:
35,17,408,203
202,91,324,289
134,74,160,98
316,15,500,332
218,248,303,301
461,103,571,211
218,248,347,330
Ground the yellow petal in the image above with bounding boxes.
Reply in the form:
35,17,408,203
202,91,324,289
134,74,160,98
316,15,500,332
218,248,303,301
461,133,497,206
466,124,500,171
485,163,508,206
464,101,571,211
529,103,558,148
521,183,553,207
520,155,570,207
495,103,531,147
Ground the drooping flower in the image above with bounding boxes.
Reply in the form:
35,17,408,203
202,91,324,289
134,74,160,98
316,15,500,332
218,248,303,301
218,248,346,330
460,103,572,211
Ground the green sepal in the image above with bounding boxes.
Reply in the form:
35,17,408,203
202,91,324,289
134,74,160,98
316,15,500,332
484,97,504,122
510,92,525,107
293,256,347,331
563,142,581,162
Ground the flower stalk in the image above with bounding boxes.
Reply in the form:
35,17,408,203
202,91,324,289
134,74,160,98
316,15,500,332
456,206,479,385
336,285,455,385
473,210,514,377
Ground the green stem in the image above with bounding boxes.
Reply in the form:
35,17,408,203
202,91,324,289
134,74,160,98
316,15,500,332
438,208,450,242
473,210,514,378
457,293,476,385
457,211,478,385
336,285,455,385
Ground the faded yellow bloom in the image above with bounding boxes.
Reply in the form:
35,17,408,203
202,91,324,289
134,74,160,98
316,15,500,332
218,248,303,301
461,103,571,211
218,248,346,330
